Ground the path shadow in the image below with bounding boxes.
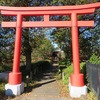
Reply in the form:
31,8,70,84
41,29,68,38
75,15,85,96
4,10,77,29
23,64,58,94
24,79,56,93
33,79,56,88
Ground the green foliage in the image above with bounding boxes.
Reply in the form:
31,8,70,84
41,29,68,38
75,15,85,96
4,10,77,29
0,28,14,65
31,33,54,61
32,60,51,68
59,61,66,65
0,64,12,72
80,62,86,72
20,60,52,79
51,0,98,6
62,62,86,84
0,66,5,72
79,34,92,61
51,28,72,65
89,53,100,64
31,60,52,72
0,79,7,99
63,64,73,84
37,38,54,59
0,79,6,94
59,58,71,67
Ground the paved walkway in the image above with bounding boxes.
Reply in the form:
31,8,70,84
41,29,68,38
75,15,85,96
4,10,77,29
13,72,68,100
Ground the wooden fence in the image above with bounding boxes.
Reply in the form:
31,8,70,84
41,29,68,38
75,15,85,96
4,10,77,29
86,62,100,99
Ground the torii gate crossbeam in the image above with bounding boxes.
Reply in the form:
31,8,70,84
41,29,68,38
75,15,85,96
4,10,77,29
0,2,100,97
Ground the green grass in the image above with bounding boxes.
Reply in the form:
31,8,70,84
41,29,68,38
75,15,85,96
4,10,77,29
0,79,7,99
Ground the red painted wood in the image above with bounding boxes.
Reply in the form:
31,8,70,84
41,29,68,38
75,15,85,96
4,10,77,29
1,8,95,15
44,15,49,22
2,21,94,27
71,13,84,86
70,74,84,86
0,2,99,11
71,13,80,74
9,14,23,85
13,14,22,73
9,72,22,85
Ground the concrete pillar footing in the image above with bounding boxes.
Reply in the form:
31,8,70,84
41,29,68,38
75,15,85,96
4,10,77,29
69,83,87,98
5,82,24,96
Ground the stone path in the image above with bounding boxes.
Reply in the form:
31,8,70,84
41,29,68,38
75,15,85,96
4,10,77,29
12,72,68,100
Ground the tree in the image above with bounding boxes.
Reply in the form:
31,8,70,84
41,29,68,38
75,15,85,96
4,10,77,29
50,28,72,63
79,8,100,58
37,37,54,59
51,0,99,5
22,28,32,70
31,31,54,61
49,0,100,63
0,0,53,70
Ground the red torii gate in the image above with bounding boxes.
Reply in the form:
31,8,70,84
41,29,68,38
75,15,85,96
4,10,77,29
0,2,100,97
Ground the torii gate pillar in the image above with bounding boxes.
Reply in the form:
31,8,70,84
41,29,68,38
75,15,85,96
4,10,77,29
5,14,24,96
69,13,87,97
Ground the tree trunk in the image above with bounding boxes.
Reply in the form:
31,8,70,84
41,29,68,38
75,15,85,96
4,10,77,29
25,51,31,71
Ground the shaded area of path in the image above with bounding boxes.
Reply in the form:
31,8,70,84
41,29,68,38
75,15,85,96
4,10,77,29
13,72,68,100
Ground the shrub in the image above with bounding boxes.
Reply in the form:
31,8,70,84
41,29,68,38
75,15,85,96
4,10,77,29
80,62,86,73
59,59,71,67
0,66,5,72
0,79,7,92
31,60,52,73
0,64,12,72
63,62,86,84
89,53,100,64
63,64,73,84
20,60,52,80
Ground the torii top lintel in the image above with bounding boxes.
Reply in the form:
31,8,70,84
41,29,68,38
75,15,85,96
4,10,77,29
1,2,100,28
0,2,100,15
